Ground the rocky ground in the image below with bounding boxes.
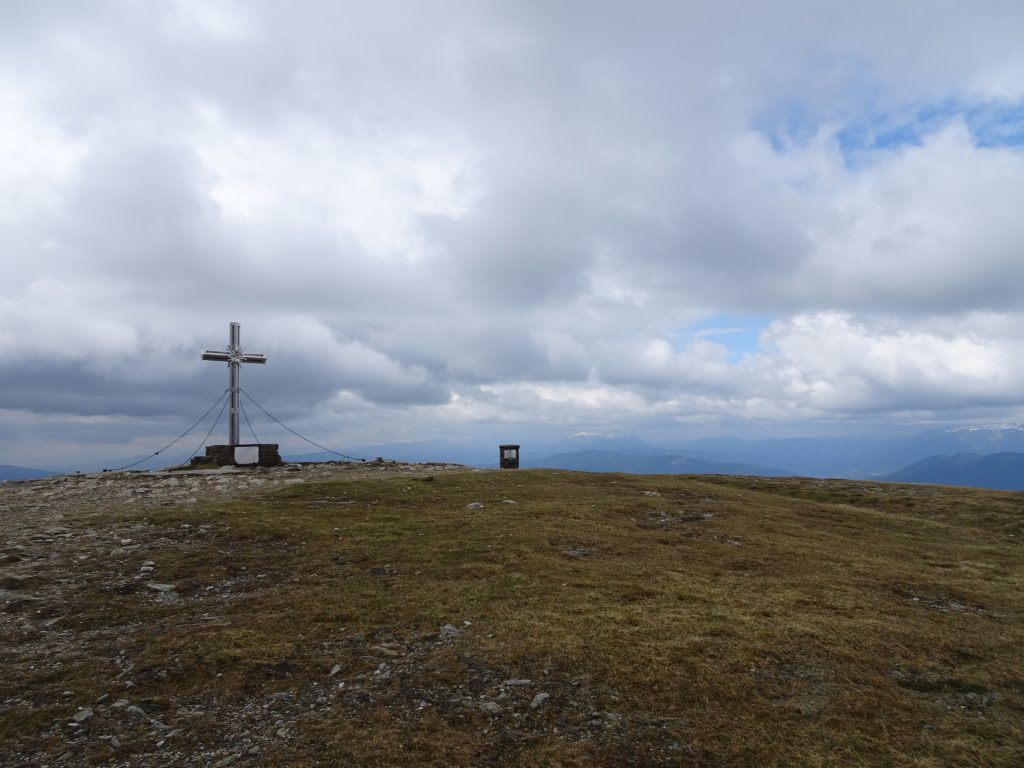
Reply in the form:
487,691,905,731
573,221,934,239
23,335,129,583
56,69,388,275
1,461,482,768
3,465,1021,767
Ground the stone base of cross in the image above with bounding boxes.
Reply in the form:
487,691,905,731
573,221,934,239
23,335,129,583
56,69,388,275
191,443,283,468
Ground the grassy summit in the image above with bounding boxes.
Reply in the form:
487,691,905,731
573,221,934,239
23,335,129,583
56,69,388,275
3,469,1023,766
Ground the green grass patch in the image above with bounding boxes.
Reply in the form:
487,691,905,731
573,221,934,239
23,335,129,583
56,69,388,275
4,469,1023,766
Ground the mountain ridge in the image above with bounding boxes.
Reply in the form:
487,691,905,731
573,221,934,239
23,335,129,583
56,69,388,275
884,451,1024,491
0,464,57,482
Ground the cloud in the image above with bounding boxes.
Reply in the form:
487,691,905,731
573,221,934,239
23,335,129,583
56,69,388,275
3,1,1024,467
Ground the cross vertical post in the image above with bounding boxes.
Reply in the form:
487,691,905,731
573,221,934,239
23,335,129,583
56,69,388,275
202,322,267,447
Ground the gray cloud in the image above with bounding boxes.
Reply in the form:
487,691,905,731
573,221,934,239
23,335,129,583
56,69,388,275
3,1,1024,468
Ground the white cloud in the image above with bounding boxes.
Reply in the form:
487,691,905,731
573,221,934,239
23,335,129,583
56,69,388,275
3,1,1024,466
191,103,479,259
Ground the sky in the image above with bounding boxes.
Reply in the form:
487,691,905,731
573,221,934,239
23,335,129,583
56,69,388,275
3,0,1024,469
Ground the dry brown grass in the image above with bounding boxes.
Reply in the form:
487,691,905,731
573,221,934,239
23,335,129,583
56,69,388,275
3,469,1023,766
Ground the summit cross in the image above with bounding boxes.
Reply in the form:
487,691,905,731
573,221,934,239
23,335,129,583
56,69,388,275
201,322,267,446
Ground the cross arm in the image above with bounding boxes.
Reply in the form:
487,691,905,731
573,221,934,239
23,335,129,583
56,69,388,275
241,354,267,364
202,351,231,361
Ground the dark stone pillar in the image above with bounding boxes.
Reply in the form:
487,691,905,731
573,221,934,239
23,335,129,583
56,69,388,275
499,444,520,469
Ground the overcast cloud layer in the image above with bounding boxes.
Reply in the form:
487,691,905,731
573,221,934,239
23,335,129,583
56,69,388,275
3,1,1024,468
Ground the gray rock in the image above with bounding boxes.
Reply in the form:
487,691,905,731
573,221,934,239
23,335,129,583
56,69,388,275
125,705,147,718
440,623,463,638
464,502,485,510
0,589,44,608
329,664,342,678
145,582,176,592
799,704,821,719
503,678,533,686
530,692,551,709
0,574,33,590
480,701,503,714
641,491,661,497
563,547,593,558
72,707,94,723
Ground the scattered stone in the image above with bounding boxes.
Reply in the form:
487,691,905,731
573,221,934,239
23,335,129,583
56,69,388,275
0,575,31,590
440,623,463,639
501,499,518,505
371,644,403,657
481,701,503,714
530,692,551,709
329,664,343,678
109,547,130,559
125,705,147,718
563,546,593,558
503,678,533,686
110,736,122,748
641,491,661,497
464,502,485,510
0,588,44,609
145,582,176,593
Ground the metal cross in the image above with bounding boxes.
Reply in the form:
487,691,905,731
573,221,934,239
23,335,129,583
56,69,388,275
201,322,267,446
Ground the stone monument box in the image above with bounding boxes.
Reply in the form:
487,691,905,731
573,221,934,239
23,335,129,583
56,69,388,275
500,444,520,469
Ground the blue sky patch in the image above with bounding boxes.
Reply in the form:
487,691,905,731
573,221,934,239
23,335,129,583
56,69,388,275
757,98,1024,169
676,315,773,361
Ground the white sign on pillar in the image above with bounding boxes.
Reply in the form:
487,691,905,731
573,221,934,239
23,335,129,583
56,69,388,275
234,446,260,465
201,322,267,447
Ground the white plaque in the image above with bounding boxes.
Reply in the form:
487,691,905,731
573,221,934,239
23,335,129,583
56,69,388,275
234,446,259,466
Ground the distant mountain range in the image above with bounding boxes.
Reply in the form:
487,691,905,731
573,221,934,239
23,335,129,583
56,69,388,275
523,426,1024,490
0,464,56,481
522,449,788,476
883,452,1024,490
102,424,1024,492
673,425,1024,479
